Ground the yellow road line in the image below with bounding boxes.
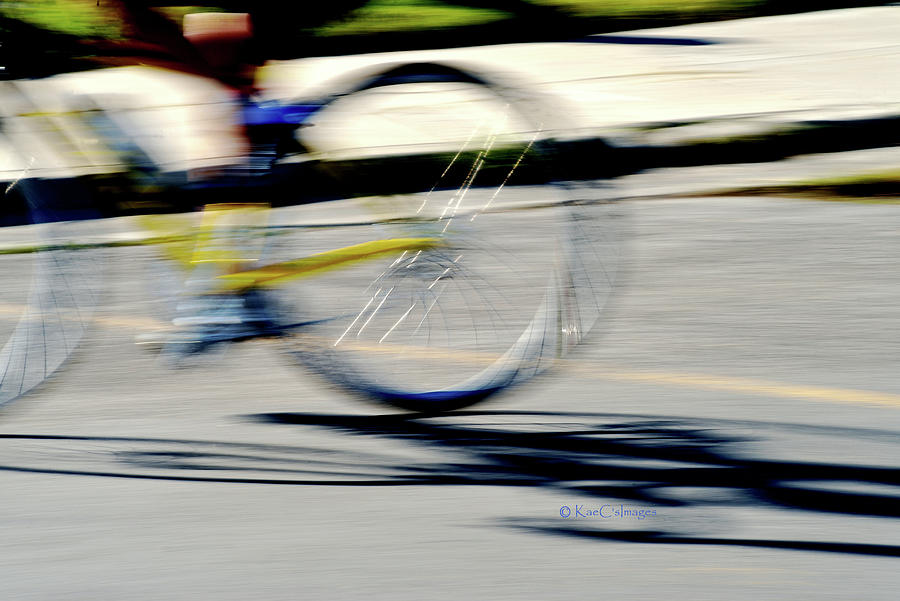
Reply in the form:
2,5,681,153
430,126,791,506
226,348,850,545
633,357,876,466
565,364,900,409
0,303,173,332
3,301,900,408
94,314,177,331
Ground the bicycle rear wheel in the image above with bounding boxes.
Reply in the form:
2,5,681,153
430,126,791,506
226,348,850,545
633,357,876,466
266,62,619,412
0,179,102,408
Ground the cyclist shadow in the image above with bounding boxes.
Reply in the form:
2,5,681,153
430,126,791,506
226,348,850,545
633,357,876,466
3,409,899,557
255,409,900,558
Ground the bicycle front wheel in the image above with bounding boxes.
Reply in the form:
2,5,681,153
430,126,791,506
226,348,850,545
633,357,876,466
266,62,619,412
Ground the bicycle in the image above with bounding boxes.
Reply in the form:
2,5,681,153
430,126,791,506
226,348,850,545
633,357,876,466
1,59,620,413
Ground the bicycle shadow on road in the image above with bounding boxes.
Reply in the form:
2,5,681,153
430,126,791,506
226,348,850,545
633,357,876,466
256,409,900,558
2,409,899,556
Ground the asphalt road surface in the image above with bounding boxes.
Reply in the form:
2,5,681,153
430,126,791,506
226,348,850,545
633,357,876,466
1,193,899,599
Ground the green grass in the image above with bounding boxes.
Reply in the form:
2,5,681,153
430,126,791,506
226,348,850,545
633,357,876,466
697,169,900,202
534,0,762,19
1,0,768,40
316,0,510,35
794,168,900,189
0,0,122,38
315,0,766,38
0,1,225,39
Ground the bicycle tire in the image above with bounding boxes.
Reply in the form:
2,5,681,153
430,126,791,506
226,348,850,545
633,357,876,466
262,63,618,412
0,179,102,409
262,62,619,412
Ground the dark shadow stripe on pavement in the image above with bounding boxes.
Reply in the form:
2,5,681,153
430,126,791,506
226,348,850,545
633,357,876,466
518,525,900,558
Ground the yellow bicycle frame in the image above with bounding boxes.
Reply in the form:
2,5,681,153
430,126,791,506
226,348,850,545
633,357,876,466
138,203,442,292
